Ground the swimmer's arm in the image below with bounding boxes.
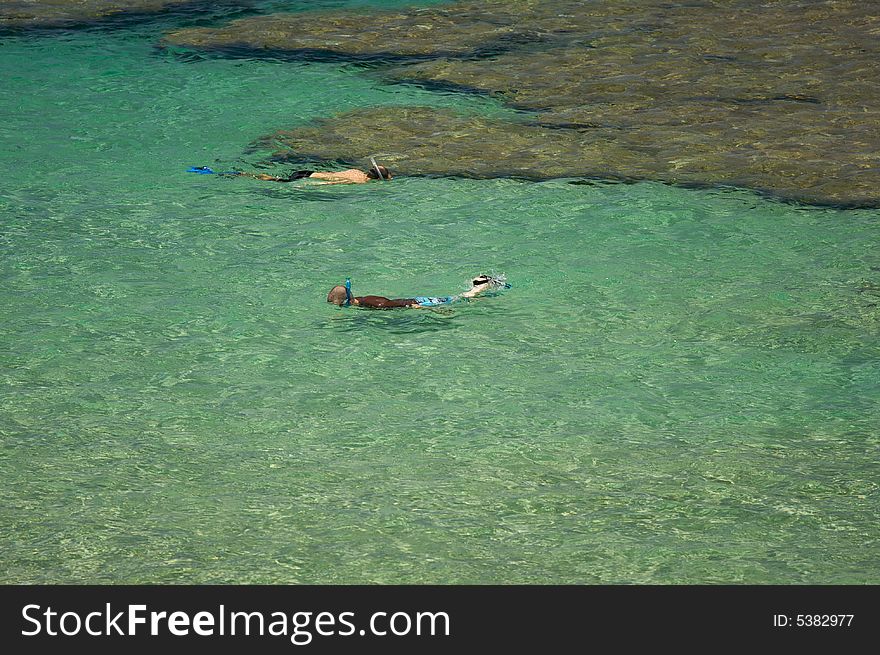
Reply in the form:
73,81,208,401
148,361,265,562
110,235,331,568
458,282,492,299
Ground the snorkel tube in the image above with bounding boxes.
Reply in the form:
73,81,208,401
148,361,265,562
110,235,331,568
344,278,353,306
369,157,386,181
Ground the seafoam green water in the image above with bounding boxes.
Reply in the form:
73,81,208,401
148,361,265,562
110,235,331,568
1,2,878,584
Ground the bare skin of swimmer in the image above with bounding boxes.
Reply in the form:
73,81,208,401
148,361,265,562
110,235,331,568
246,168,391,185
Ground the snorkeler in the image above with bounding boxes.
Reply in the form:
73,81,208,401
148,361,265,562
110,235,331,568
327,274,510,309
242,165,390,184
188,157,391,185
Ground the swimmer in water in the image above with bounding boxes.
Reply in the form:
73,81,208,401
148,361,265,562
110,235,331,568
199,155,392,185
188,157,390,184
237,165,391,185
327,274,509,309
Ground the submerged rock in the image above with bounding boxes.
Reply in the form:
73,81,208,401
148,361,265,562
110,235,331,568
0,1,240,31
164,0,555,58
254,107,608,180
167,0,880,206
255,106,875,206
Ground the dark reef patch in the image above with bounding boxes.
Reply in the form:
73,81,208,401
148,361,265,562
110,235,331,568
165,0,880,207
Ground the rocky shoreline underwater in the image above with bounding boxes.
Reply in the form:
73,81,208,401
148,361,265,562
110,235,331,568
165,0,880,207
10,1,879,207
0,0,250,31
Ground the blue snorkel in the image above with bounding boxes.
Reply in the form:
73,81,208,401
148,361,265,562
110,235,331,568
344,278,353,306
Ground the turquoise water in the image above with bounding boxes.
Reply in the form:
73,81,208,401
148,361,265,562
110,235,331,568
1,2,879,584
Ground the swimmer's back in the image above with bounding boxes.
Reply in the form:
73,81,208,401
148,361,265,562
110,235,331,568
356,295,416,309
310,169,371,184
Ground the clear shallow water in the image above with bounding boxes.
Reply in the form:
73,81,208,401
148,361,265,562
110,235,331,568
1,3,878,583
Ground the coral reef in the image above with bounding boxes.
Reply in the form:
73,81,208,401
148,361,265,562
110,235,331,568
1,1,240,31
166,0,880,206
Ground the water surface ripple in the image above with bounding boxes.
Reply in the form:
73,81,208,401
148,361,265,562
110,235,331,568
0,2,878,583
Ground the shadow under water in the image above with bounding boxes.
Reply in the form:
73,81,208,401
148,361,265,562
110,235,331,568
321,308,462,335
0,0,255,33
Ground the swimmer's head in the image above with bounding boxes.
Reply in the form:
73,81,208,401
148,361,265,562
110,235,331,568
366,165,391,180
472,273,511,289
327,285,349,305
